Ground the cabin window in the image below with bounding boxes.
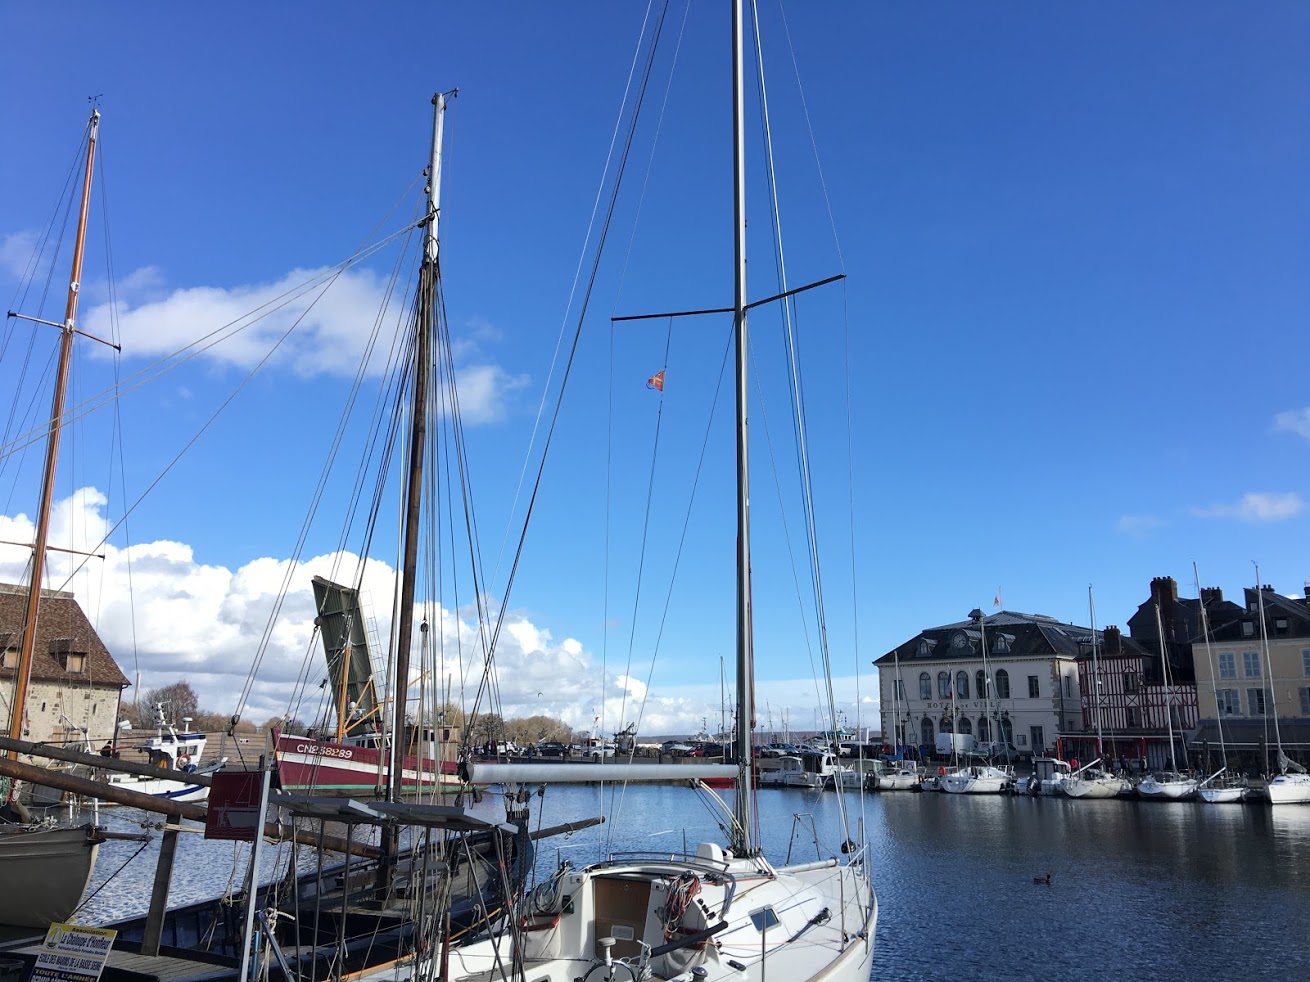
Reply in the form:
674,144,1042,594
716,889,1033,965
919,672,932,700
956,671,970,699
976,717,991,742
937,671,951,699
1241,621,1255,637
1218,652,1236,679
1027,675,1040,698
1243,651,1261,678
920,717,934,746
995,670,1010,699
1217,689,1240,716
958,716,973,736
975,670,986,697
0,648,16,670
1246,688,1266,716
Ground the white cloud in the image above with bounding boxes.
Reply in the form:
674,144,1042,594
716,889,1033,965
1274,408,1310,441
1117,514,1162,538
79,264,528,425
0,231,40,278
1192,492,1306,522
0,490,878,740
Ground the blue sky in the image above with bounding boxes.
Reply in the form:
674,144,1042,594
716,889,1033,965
1,2,1308,737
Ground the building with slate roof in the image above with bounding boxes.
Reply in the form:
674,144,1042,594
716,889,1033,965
875,609,1091,759
0,583,131,747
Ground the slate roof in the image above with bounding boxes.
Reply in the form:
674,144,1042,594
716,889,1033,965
874,610,1098,666
0,583,130,689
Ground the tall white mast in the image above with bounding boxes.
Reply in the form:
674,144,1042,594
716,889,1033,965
1153,602,1177,773
1088,586,1104,754
1254,562,1283,773
730,0,756,857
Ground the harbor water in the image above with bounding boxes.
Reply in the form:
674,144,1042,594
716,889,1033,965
76,785,1310,980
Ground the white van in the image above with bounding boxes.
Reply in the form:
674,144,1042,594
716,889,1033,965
935,733,977,757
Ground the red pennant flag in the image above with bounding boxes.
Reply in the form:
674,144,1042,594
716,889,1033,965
646,370,665,392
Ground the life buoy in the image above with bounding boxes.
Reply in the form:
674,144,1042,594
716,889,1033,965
178,754,192,768
938,766,946,776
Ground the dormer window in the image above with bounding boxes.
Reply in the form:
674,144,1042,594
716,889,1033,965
59,652,87,673
1,648,16,670
992,634,1012,654
1241,622,1255,637
916,639,936,658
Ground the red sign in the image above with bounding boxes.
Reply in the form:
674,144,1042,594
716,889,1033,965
205,771,264,841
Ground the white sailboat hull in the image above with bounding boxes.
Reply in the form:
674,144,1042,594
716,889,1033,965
1061,777,1122,799
940,766,1012,795
1199,785,1247,804
874,770,921,791
425,848,876,982
1266,773,1310,805
1136,777,1198,800
0,824,100,928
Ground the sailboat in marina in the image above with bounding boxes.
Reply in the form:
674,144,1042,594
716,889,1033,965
1063,587,1125,800
941,611,1014,795
1136,602,1198,801
0,108,106,929
1253,565,1310,805
417,4,877,979
1193,564,1247,804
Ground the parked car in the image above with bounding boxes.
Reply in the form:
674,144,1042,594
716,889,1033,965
660,741,695,756
586,741,616,758
536,741,571,758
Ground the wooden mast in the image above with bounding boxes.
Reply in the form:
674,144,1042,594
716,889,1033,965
387,93,446,802
6,109,100,773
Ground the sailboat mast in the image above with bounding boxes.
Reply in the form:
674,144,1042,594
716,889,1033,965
1088,586,1103,754
388,92,446,801
1254,562,1284,767
729,0,756,858
1153,602,1177,773
7,109,100,756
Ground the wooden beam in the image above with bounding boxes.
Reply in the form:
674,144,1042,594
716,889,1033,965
0,734,215,786
0,756,378,859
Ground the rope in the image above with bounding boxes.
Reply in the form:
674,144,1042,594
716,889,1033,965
72,835,153,915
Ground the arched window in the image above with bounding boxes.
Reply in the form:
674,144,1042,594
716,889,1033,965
940,716,954,734
977,717,991,742
919,672,932,700
958,716,973,736
956,671,970,699
920,717,934,746
976,670,987,698
937,671,952,699
999,717,1014,744
995,669,1011,699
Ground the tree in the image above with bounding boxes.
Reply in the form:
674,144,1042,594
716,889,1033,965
138,681,201,726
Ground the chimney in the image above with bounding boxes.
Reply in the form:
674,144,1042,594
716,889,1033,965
1103,626,1122,654
1199,587,1223,605
1150,576,1178,645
